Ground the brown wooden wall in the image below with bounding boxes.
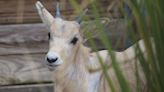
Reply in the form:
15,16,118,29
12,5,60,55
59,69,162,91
0,0,123,24
0,0,127,86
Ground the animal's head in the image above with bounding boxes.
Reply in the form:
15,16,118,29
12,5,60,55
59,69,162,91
36,1,87,70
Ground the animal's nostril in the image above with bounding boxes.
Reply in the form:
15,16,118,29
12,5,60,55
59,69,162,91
47,57,58,63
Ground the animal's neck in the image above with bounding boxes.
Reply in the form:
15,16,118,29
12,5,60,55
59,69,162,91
73,45,90,68
54,45,91,92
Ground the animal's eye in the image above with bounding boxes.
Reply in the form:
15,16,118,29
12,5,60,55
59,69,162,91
48,32,51,40
70,37,78,45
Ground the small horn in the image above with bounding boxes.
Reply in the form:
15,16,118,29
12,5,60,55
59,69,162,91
75,8,88,24
56,2,61,18
36,1,54,27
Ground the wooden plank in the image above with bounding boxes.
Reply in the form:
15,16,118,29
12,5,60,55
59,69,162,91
0,23,48,55
0,83,53,92
82,19,128,51
0,54,53,85
0,0,122,24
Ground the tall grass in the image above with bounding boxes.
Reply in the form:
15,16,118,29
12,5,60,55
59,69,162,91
70,0,164,92
128,0,164,91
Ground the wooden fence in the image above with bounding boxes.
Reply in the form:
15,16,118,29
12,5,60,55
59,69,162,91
0,0,130,91
0,19,127,85
0,16,136,92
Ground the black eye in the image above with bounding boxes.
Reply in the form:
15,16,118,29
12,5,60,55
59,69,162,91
70,37,78,45
48,32,51,40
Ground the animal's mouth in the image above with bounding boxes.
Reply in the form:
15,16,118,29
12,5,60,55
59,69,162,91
47,64,60,71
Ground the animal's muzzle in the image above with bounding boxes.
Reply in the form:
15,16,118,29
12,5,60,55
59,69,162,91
46,51,63,66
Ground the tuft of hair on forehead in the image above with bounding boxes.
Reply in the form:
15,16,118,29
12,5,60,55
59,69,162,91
50,19,80,38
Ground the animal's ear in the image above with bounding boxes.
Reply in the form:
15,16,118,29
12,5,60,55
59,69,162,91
36,1,54,27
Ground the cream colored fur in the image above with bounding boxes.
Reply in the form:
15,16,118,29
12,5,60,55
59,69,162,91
36,1,146,92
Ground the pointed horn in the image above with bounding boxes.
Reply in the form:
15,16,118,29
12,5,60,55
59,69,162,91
56,2,61,18
35,1,54,27
75,8,88,24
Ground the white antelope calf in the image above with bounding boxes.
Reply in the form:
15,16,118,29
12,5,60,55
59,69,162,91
36,1,146,92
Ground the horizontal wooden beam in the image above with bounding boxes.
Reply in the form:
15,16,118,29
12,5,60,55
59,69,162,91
0,83,53,92
0,0,122,24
